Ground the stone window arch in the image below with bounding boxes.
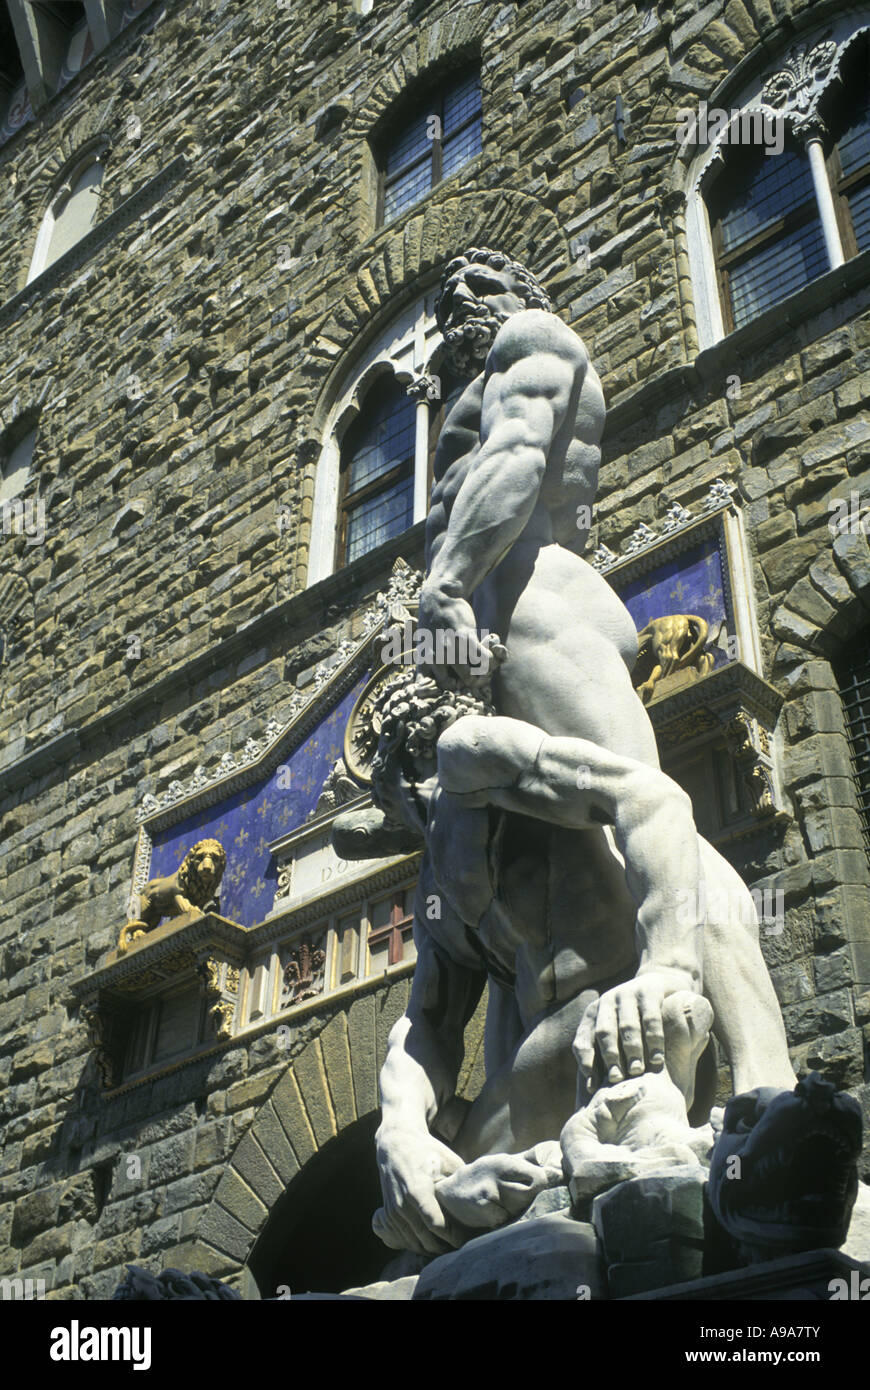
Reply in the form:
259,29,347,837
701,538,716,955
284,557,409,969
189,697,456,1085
26,143,106,285
307,289,446,585
684,13,870,346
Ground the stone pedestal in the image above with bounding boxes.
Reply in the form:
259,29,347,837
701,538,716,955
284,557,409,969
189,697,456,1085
592,1169,707,1298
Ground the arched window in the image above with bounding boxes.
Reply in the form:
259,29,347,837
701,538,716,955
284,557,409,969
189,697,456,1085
0,426,36,504
307,291,450,585
836,634,870,857
707,141,828,331
376,66,482,226
27,152,105,284
686,18,870,345
338,376,416,567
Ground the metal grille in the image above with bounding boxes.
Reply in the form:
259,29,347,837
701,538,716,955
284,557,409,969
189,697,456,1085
838,637,870,853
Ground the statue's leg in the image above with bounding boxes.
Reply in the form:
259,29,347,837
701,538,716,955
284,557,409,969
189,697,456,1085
452,990,598,1160
698,838,796,1094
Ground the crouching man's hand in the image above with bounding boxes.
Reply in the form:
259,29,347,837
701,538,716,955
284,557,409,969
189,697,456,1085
373,1125,466,1256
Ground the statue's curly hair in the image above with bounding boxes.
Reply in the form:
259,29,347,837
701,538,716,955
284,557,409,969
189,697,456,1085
435,246,552,333
176,839,226,905
370,668,492,808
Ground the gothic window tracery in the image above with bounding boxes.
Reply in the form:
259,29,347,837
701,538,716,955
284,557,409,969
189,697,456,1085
686,18,870,344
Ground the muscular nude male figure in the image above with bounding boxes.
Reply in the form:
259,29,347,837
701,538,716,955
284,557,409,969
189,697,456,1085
334,250,795,1256
421,248,708,1071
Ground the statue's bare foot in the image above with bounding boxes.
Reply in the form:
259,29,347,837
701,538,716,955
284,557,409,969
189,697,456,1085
562,993,715,1202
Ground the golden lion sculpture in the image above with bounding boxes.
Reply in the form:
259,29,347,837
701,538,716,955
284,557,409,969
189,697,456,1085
118,838,227,954
633,614,714,705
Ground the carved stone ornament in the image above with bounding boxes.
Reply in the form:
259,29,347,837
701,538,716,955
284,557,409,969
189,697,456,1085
590,543,618,571
632,615,715,705
81,1000,118,1090
118,839,227,955
209,999,235,1041
282,938,326,1004
406,372,442,403
343,665,403,784
723,710,776,814
309,757,362,820
623,521,659,555
761,38,840,141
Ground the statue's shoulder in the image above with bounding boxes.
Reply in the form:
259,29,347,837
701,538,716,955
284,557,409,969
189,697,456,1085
490,309,588,370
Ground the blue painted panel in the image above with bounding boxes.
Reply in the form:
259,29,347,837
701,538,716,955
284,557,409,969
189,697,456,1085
147,679,366,926
614,536,728,667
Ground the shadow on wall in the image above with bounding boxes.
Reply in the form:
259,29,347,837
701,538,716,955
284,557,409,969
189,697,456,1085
247,1112,387,1297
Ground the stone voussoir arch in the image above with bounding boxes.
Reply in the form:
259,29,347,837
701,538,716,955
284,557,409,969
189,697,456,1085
771,526,870,660
193,973,487,1283
344,1,493,146
308,187,573,433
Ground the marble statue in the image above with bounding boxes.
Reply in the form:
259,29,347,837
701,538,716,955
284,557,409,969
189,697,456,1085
118,838,226,953
333,247,862,1274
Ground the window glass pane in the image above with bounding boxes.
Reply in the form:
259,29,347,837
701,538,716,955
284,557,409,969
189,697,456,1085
717,148,814,253
848,181,870,252
727,218,827,328
444,73,481,133
442,118,482,178
345,475,414,562
370,895,393,932
838,92,870,178
384,161,432,221
345,382,415,495
385,110,430,177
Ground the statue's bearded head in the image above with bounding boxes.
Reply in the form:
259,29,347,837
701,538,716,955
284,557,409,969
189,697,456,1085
435,247,552,375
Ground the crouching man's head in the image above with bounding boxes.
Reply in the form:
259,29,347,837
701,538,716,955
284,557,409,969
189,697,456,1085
332,669,491,861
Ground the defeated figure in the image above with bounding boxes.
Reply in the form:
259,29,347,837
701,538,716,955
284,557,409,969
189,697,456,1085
118,838,226,954
562,992,715,1205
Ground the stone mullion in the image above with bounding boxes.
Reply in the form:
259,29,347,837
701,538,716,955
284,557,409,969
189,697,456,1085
407,373,439,523
803,132,846,271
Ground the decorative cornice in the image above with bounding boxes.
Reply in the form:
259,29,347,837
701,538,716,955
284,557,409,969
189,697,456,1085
135,558,422,826
593,481,738,574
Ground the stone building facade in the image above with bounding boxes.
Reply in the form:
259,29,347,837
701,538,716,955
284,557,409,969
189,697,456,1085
0,0,869,1299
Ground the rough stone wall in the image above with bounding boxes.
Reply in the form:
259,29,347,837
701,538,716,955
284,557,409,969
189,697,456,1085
1,0,869,1298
